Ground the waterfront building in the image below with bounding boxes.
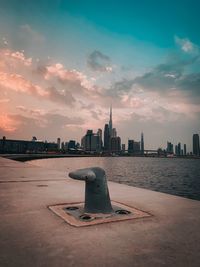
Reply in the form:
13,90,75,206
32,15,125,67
141,132,144,154
0,137,58,153
68,140,76,149
128,140,134,153
110,136,121,153
122,144,126,152
133,141,140,153
57,138,61,150
104,124,110,151
193,134,200,156
112,128,117,138
97,129,103,150
81,130,101,152
128,139,140,154
167,142,173,154
177,143,181,156
184,144,187,155
109,105,113,137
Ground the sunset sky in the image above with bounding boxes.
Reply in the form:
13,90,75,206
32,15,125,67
0,0,200,150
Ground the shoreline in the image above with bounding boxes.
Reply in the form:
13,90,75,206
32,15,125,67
1,153,199,162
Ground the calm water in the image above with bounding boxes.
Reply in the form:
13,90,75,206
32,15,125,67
30,157,200,201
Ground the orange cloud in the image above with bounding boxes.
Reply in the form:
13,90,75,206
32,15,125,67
0,113,21,132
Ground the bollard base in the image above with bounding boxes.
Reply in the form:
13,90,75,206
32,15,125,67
48,201,152,227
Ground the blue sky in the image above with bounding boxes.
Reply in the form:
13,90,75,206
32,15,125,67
0,0,200,150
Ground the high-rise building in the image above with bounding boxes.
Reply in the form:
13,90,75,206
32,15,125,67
81,130,101,152
122,144,126,152
110,136,121,153
184,144,186,155
177,142,181,156
57,138,61,150
133,141,140,153
97,129,103,150
167,141,173,154
109,105,113,138
141,132,144,154
112,128,117,138
128,140,134,153
193,134,200,156
104,124,110,151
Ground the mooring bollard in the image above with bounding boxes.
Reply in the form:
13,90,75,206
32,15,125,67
68,167,113,214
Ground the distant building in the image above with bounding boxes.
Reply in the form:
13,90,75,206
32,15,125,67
112,128,117,138
122,144,126,152
167,142,173,154
81,130,101,152
184,144,187,155
0,137,58,153
141,132,144,154
128,140,134,153
109,105,113,137
133,141,140,153
193,134,200,156
68,140,76,150
104,124,110,151
57,138,61,150
177,143,181,156
110,136,121,153
128,140,140,154
61,142,65,150
97,129,103,150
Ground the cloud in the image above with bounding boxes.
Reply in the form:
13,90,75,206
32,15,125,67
87,50,112,72
0,48,32,69
0,72,75,106
0,113,21,132
175,36,195,53
0,110,85,139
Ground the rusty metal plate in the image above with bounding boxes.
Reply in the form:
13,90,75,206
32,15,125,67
48,201,152,227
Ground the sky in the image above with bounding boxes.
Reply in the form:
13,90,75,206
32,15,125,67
0,0,200,151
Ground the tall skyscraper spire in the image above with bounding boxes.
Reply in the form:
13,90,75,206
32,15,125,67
109,105,113,137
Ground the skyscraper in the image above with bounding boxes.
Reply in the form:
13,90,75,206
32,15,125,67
167,141,173,154
184,144,186,155
128,140,134,153
110,136,121,153
109,105,113,137
104,124,110,151
177,142,181,156
97,128,103,150
81,130,101,152
112,128,117,137
141,132,144,154
193,134,200,156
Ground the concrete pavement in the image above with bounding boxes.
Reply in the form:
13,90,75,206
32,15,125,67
0,157,200,267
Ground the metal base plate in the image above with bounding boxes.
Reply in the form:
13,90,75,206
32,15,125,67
48,201,152,227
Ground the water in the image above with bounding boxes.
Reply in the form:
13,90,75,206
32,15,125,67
30,157,200,201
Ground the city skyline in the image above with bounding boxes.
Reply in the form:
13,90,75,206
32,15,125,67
0,1,200,151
